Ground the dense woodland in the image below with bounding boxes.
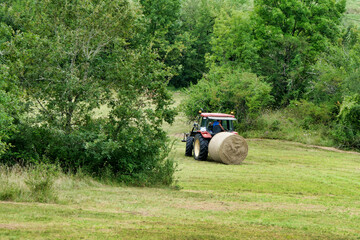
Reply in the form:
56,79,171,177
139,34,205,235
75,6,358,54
0,0,359,185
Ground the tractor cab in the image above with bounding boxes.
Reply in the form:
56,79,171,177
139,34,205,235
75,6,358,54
198,114,236,136
193,113,237,137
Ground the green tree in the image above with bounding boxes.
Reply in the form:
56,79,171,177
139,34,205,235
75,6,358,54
0,65,17,155
182,66,273,125
208,0,346,104
253,0,346,104
1,0,176,184
0,23,21,156
4,0,142,132
312,26,360,148
139,0,183,83
169,0,216,87
170,0,248,87
209,10,258,71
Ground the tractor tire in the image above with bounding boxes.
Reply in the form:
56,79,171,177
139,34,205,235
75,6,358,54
193,134,209,161
185,136,194,156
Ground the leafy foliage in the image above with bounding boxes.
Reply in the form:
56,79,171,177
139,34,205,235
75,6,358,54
332,94,360,148
4,0,142,132
252,0,346,103
0,23,20,155
0,0,177,185
210,10,258,71
182,67,273,124
169,0,217,87
169,0,248,87
207,0,346,104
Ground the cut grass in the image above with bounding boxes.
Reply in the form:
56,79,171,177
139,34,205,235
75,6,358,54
1,109,360,239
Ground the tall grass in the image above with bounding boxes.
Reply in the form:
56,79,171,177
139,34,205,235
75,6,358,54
0,164,101,203
241,109,336,147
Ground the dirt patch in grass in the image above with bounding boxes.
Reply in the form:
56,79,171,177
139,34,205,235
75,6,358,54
0,223,24,230
174,200,360,215
176,201,232,211
74,206,154,217
0,201,59,207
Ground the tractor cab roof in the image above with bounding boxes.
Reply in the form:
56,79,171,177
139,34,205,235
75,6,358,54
200,113,236,121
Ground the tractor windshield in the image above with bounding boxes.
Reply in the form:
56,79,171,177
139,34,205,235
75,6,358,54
221,120,234,131
206,118,235,133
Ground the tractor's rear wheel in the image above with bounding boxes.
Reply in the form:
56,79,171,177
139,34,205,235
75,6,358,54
185,136,194,156
193,134,209,160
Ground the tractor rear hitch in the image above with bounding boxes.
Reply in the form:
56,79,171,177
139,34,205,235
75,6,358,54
181,133,189,142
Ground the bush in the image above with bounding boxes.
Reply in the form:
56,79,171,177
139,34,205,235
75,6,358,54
0,64,20,156
84,123,176,186
2,124,89,168
287,99,336,125
182,67,273,126
332,123,360,149
2,119,177,186
332,94,360,148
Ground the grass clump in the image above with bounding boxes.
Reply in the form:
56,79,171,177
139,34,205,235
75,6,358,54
0,164,59,203
0,164,27,202
0,164,101,203
24,164,59,203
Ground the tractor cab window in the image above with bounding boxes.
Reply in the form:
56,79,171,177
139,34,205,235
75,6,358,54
222,120,229,131
198,117,208,131
207,120,214,132
208,119,234,132
200,117,207,128
223,120,234,131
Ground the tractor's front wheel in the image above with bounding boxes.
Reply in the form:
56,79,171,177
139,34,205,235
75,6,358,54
185,136,194,156
193,134,209,160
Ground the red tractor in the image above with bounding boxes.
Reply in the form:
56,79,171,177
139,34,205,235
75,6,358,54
183,112,237,160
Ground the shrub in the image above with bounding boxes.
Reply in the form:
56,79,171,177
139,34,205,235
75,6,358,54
332,123,360,149
182,66,273,126
287,99,336,125
332,94,360,148
0,64,20,156
2,119,177,186
84,123,176,186
1,124,89,168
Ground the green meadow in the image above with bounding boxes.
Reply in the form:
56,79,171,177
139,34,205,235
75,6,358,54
1,1,360,238
1,92,360,239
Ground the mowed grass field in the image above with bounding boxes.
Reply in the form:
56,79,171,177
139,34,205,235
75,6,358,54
1,92,360,239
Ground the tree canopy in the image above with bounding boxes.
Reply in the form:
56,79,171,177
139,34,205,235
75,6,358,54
0,0,176,184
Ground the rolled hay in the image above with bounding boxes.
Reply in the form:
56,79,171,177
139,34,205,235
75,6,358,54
208,132,248,165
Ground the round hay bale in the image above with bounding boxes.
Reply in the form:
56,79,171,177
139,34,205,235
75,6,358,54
208,132,248,165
